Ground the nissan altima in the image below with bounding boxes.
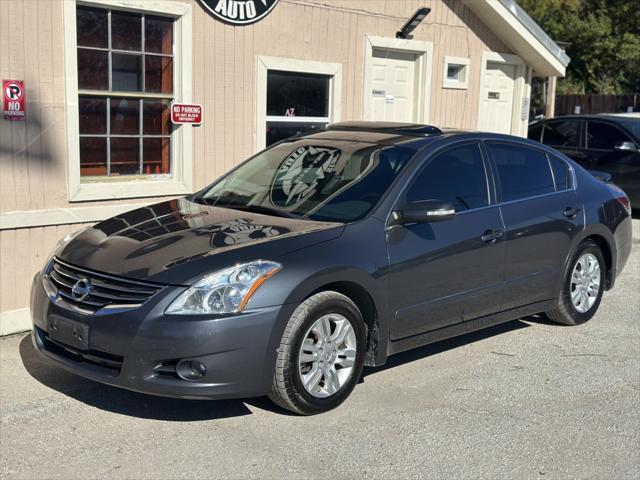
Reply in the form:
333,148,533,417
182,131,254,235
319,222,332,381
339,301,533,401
31,122,633,415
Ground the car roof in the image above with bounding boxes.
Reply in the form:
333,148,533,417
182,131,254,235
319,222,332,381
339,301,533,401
532,114,639,123
296,121,532,150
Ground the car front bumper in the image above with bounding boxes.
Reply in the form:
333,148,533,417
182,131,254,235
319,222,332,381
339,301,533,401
30,272,294,400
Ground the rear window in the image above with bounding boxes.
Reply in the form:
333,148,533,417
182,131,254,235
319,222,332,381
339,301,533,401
487,143,555,202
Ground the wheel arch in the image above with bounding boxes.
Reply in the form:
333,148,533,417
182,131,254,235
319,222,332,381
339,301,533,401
308,281,382,367
583,234,614,289
570,226,616,290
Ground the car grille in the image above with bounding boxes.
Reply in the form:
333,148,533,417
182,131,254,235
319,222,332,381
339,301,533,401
46,257,165,312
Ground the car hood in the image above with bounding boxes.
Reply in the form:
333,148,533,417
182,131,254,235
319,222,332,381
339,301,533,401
57,198,343,285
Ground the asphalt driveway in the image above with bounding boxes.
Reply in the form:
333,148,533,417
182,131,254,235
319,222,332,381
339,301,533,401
1,220,638,479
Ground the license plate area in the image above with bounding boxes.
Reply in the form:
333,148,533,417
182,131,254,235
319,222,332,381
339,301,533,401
47,316,89,351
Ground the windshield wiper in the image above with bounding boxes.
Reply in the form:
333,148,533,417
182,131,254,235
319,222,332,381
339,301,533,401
216,203,298,219
191,195,212,206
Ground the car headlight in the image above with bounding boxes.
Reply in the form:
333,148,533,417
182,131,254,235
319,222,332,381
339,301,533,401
165,260,282,315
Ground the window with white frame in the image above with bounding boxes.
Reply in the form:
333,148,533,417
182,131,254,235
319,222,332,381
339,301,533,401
266,70,331,147
256,56,342,151
76,6,174,177
443,56,470,89
64,0,193,202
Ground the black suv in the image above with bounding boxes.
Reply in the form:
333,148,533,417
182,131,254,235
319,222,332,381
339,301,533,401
528,114,640,206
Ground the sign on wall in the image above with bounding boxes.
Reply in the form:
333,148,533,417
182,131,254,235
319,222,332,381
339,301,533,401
171,103,203,125
198,0,279,25
3,80,25,121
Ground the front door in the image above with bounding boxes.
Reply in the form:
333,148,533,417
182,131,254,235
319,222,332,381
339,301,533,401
585,120,640,203
478,62,516,134
386,142,505,340
370,49,418,122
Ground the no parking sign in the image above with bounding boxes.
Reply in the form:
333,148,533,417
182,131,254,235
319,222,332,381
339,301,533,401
3,80,25,121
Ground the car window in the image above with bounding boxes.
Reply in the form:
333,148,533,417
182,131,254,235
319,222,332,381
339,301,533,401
488,143,555,202
542,120,580,147
586,121,632,150
200,140,416,222
617,119,640,138
548,154,572,191
527,123,543,142
406,143,488,212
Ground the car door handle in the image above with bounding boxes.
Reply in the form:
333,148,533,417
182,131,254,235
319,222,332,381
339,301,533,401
563,207,581,219
481,229,504,243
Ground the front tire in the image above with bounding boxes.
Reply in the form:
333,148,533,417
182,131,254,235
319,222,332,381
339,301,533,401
545,240,606,326
269,291,366,415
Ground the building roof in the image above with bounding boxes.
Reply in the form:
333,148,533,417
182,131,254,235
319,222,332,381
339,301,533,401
462,0,570,77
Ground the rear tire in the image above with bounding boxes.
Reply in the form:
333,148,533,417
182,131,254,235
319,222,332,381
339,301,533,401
269,291,366,415
545,240,605,326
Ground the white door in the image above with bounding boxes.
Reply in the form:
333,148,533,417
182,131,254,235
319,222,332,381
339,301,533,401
478,62,516,134
369,49,417,122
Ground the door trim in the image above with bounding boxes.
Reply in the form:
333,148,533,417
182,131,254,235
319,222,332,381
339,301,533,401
477,52,530,137
363,36,434,124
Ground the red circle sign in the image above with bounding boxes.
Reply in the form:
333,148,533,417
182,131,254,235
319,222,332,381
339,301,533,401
4,81,23,101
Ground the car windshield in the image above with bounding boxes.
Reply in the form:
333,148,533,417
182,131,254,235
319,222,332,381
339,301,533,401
618,119,640,138
197,139,416,222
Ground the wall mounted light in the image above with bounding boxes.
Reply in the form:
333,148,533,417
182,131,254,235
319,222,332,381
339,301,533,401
396,7,431,40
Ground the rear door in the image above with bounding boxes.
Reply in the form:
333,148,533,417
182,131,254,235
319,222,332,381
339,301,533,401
386,142,505,340
485,142,584,310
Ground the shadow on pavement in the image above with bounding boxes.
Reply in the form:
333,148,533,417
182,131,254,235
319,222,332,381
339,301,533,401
363,318,532,378
17,335,293,420
19,318,535,419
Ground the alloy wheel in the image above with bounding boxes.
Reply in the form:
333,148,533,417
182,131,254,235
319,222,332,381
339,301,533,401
570,253,601,313
297,314,357,398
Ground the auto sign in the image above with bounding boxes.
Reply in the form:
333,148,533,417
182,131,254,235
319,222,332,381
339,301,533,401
198,0,279,25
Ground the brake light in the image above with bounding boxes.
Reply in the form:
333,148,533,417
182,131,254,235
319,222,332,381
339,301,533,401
609,184,632,214
616,195,632,214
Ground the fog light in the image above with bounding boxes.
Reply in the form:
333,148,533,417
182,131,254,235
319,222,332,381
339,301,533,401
176,360,207,381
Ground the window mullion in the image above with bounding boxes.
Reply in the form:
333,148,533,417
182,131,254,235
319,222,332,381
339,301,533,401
107,10,112,91
141,13,146,95
139,98,144,174
106,97,111,175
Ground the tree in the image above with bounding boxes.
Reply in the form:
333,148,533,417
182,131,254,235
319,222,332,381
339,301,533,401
518,0,640,94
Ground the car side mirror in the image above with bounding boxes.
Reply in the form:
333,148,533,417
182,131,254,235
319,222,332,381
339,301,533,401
614,141,639,152
390,200,456,226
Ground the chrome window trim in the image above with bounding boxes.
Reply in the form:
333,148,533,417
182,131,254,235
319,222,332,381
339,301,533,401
383,137,581,229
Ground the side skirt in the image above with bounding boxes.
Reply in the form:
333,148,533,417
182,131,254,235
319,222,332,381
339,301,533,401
386,300,556,356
